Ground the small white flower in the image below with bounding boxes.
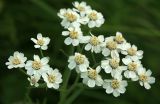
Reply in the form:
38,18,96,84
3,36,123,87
68,53,89,72
25,55,50,76
85,34,104,53
121,43,143,61
42,68,62,89
27,74,40,87
6,51,27,69
58,9,81,28
62,27,87,46
73,1,91,17
137,67,155,89
31,33,50,50
81,66,103,88
103,75,128,97
101,55,127,77
101,36,119,57
122,57,142,80
86,10,105,28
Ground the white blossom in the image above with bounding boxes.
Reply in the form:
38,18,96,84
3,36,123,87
85,34,104,53
31,33,50,50
25,55,50,76
73,1,91,17
58,9,81,28
103,75,128,97
122,57,142,80
42,68,62,89
137,67,155,89
81,66,103,87
62,27,87,46
27,74,40,87
121,43,143,61
101,55,127,77
6,51,27,69
68,53,89,72
86,10,105,28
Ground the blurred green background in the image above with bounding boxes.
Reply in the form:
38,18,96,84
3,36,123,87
0,0,160,104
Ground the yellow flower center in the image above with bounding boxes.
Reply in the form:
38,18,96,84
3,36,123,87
32,61,42,70
69,30,78,39
12,57,21,65
109,59,119,69
139,74,148,82
106,41,117,50
111,80,120,89
66,13,77,22
74,54,85,65
88,69,97,79
115,35,125,44
48,75,56,83
127,48,137,56
90,36,100,46
88,12,98,21
37,39,44,46
128,62,137,71
77,5,85,11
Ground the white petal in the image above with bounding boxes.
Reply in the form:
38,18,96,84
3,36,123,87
144,82,151,90
113,90,120,97
102,48,110,56
106,86,113,94
37,33,42,40
41,57,49,65
62,31,69,36
68,62,76,70
85,44,92,51
79,64,87,72
64,37,72,45
88,79,95,87
88,21,96,28
72,39,79,46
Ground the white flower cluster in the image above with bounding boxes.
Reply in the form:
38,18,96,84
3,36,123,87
6,33,62,89
59,1,155,97
58,1,105,46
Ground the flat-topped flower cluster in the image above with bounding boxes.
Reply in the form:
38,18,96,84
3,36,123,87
6,33,62,89
58,1,155,97
5,1,155,98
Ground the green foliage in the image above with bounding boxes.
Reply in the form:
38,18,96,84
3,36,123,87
0,0,160,104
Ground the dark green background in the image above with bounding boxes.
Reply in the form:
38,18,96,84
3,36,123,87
0,0,160,104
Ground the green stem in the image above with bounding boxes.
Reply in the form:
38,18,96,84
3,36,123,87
67,74,80,96
66,88,83,104
19,68,29,77
40,48,44,57
58,69,71,104
91,52,96,64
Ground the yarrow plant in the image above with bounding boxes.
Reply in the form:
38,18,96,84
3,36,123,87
5,1,155,104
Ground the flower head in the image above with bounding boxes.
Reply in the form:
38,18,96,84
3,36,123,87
68,53,89,72
42,68,62,89
58,9,81,28
73,1,91,16
121,43,143,61
25,55,50,76
86,10,105,28
103,75,128,97
137,67,155,89
31,33,50,50
62,27,86,46
101,55,127,77
81,66,103,87
6,51,27,69
85,34,104,53
122,57,142,80
27,74,40,87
